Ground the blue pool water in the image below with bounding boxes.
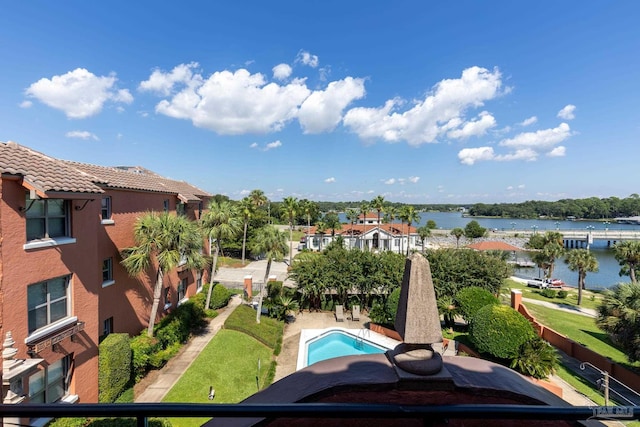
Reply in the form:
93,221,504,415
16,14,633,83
307,331,386,366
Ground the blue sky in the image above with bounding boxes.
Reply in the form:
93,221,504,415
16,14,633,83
2,1,639,203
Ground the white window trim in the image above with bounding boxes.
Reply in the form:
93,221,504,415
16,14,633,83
25,316,78,345
101,219,115,225
101,279,115,288
24,237,77,251
177,297,189,307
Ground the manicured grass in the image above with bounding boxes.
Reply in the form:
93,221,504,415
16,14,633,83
224,304,284,351
523,303,639,371
217,256,245,268
504,278,603,311
162,329,274,427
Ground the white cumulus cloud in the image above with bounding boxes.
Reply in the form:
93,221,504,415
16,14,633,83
25,68,133,119
298,77,366,133
297,50,319,68
384,178,396,185
447,111,496,139
66,130,98,140
265,140,282,150
499,123,572,149
150,67,311,134
557,104,576,120
324,177,336,183
409,176,420,183
272,63,292,81
139,62,201,96
343,66,504,146
547,146,566,157
458,147,495,165
519,116,538,126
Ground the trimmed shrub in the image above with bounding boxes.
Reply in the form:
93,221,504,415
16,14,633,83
540,288,556,299
130,333,160,381
469,304,536,360
557,290,568,299
99,333,132,403
454,286,499,323
224,304,284,349
510,336,559,379
210,284,232,309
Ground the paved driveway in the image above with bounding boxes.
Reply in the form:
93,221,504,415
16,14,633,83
214,259,293,289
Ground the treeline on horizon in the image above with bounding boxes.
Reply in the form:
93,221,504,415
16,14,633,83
293,194,640,220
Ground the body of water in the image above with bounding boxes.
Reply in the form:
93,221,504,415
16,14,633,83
337,211,636,290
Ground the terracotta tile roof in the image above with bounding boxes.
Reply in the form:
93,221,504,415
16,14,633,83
0,141,211,201
309,223,417,236
0,141,103,194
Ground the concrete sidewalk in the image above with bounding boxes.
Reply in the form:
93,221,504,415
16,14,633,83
135,295,242,402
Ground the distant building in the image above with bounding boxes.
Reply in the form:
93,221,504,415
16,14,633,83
306,213,420,253
0,141,210,407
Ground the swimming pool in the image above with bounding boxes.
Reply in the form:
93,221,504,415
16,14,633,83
297,328,399,369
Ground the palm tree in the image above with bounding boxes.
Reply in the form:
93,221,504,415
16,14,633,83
281,196,298,265
370,195,386,250
249,189,268,222
252,225,289,323
596,282,640,362
200,200,242,310
315,220,327,251
401,205,421,256
121,212,206,337
451,227,464,248
358,201,370,250
613,240,640,283
565,249,599,305
345,208,359,248
300,200,317,250
323,210,341,238
417,225,431,253
239,197,253,266
529,231,565,278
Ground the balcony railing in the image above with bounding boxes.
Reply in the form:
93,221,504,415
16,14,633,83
1,403,637,426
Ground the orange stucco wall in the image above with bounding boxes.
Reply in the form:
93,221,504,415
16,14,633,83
1,179,207,403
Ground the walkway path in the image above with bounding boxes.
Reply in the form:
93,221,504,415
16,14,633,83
135,295,242,402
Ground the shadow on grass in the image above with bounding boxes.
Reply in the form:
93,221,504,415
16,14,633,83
580,329,640,373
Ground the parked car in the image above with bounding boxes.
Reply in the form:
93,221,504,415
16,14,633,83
547,278,565,288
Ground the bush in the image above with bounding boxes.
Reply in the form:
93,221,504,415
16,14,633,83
469,305,536,360
99,333,131,403
385,288,401,320
540,288,557,299
510,336,559,379
557,290,568,299
267,281,283,299
210,284,232,309
455,286,499,323
224,304,284,349
130,334,160,381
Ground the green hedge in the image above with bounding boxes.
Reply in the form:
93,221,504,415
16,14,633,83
455,286,499,323
224,304,284,350
210,284,232,309
469,304,536,360
98,334,131,403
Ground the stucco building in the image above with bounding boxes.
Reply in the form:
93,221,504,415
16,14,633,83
0,141,210,407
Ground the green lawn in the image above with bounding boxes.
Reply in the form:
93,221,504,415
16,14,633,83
162,329,274,427
504,278,603,311
524,303,639,372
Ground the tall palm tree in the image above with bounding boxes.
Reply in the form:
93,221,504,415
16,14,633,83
417,225,431,253
323,210,341,238
596,282,640,362
401,205,421,256
613,240,640,283
565,249,599,306
345,208,359,248
370,195,386,250
358,201,370,250
200,200,242,310
529,231,565,278
451,227,464,248
300,199,317,250
239,197,254,266
121,212,206,337
281,196,298,265
252,225,289,323
249,189,268,222
315,220,327,251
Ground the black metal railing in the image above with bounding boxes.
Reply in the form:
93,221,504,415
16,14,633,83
1,403,637,426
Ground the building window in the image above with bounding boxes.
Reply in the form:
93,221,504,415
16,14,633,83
176,202,185,216
102,258,113,284
101,196,112,220
28,276,70,334
103,317,113,336
25,194,69,241
28,355,72,403
163,287,171,310
178,278,187,302
196,271,203,292
163,199,170,212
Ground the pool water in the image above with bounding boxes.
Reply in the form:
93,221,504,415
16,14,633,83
307,331,386,366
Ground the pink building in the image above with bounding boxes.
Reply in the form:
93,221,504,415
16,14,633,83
0,141,210,407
